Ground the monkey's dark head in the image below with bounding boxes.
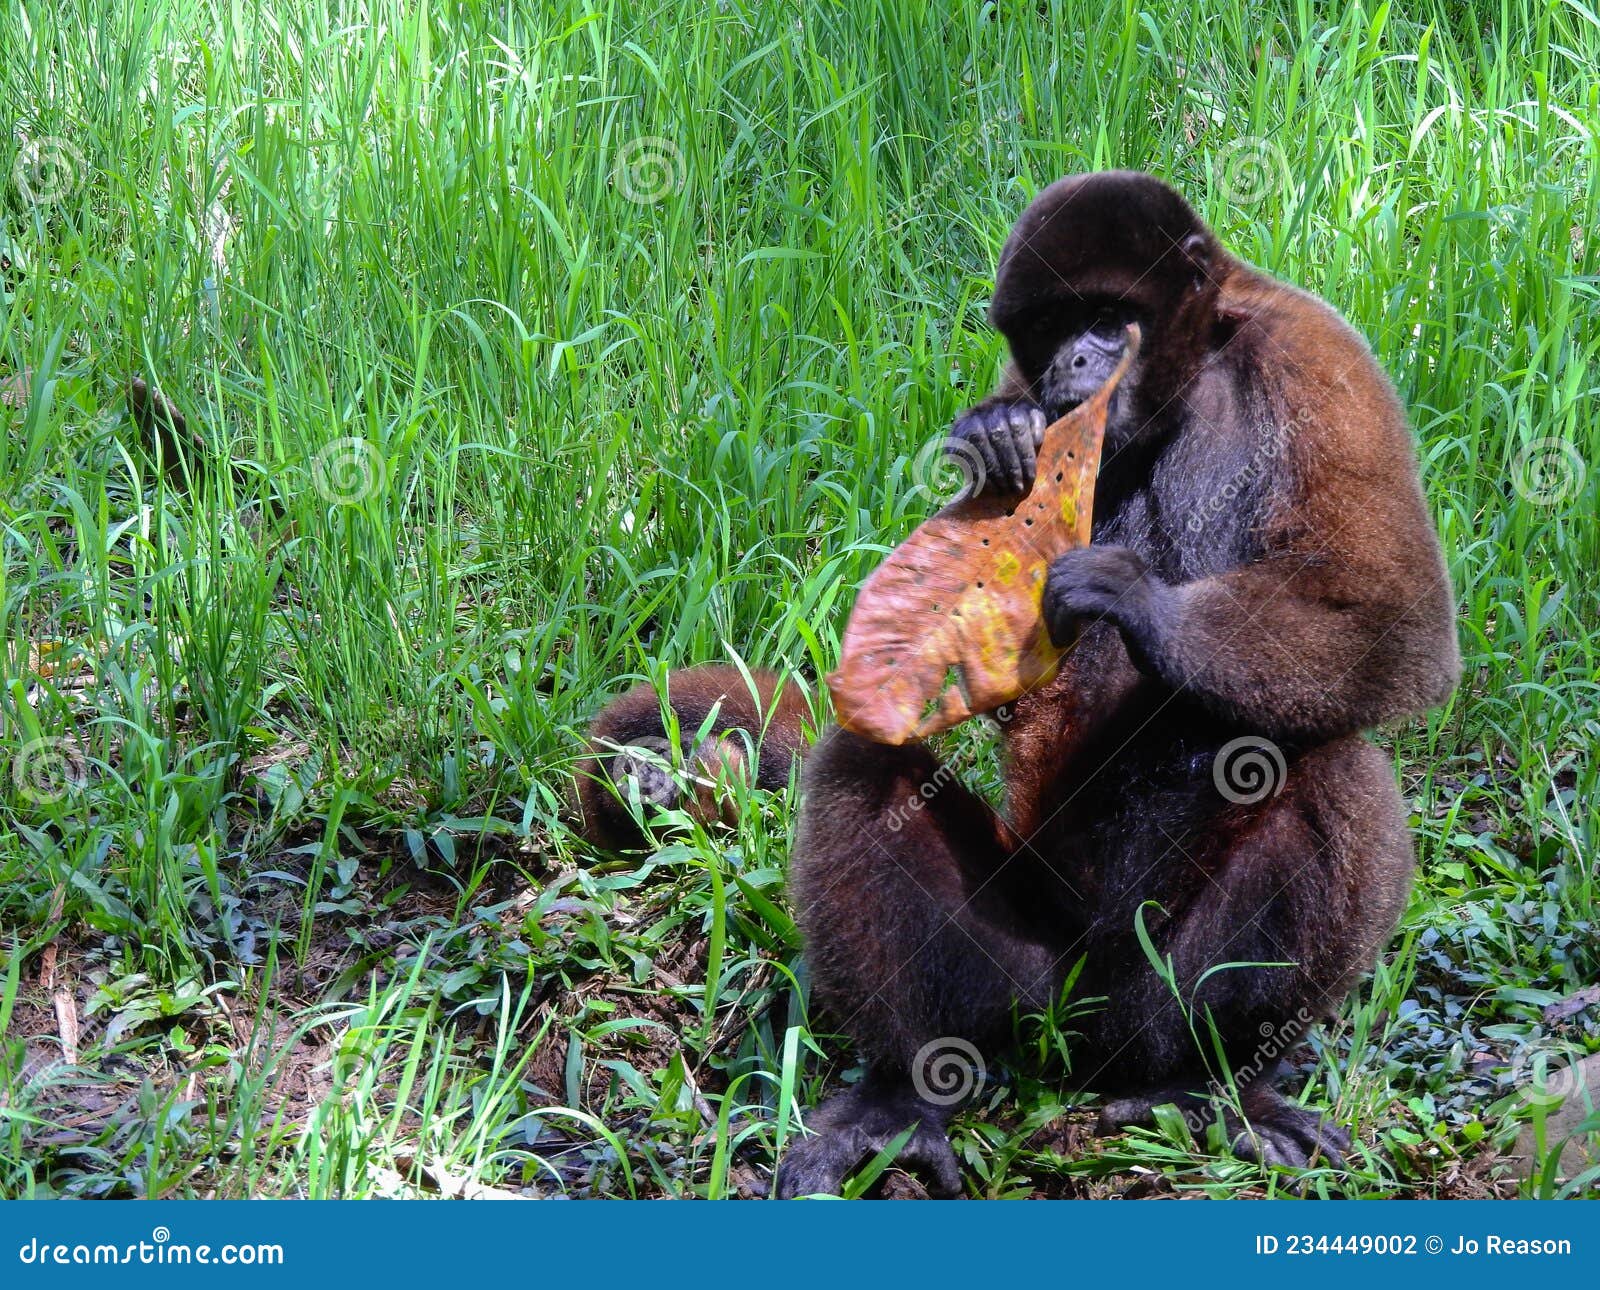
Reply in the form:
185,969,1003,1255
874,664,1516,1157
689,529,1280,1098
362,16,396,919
990,171,1224,446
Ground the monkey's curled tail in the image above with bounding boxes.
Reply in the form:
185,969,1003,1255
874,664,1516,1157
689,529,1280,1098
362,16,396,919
573,664,812,850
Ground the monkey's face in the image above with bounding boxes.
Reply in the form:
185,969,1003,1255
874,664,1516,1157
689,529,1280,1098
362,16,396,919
1029,301,1143,422
989,171,1221,447
997,294,1157,448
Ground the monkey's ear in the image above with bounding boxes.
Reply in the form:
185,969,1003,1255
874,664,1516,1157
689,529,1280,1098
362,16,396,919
1179,232,1213,287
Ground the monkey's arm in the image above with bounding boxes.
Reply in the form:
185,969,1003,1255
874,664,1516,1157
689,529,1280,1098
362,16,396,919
1152,543,1457,740
983,360,1033,404
1047,537,1456,741
1045,442,1460,741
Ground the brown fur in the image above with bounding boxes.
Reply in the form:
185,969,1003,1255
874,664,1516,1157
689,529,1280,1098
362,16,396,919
580,173,1459,1196
574,664,810,850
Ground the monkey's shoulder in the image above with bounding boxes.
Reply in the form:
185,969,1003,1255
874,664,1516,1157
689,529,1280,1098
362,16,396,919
1214,261,1412,466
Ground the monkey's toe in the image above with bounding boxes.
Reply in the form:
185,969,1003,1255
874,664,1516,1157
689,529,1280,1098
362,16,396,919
773,1132,856,1199
775,1125,960,1199
775,1086,961,1199
1228,1095,1350,1171
1095,1084,1351,1173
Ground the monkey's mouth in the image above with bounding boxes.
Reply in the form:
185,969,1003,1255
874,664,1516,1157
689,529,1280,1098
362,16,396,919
1040,386,1127,427
1039,393,1084,422
1039,362,1121,423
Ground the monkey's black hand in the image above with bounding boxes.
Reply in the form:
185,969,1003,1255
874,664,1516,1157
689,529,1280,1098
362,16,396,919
1043,546,1169,657
945,399,1047,494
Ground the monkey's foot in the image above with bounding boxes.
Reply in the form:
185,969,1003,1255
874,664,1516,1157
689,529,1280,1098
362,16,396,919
1223,1091,1351,1170
775,1084,960,1199
1098,1083,1350,1171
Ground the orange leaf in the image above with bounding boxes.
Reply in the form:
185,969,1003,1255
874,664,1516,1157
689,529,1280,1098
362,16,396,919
826,327,1139,744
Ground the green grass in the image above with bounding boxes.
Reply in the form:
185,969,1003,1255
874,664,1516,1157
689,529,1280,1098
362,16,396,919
1,0,1597,1198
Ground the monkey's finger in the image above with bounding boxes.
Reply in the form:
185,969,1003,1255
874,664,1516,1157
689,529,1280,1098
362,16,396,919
985,408,1026,491
1005,406,1040,490
1004,406,1040,490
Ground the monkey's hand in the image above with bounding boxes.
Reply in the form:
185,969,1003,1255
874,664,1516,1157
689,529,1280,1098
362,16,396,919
945,398,1047,494
1043,546,1169,661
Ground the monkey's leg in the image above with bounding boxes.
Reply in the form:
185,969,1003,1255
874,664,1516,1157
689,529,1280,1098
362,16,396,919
1089,740,1410,1171
775,729,1058,1198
